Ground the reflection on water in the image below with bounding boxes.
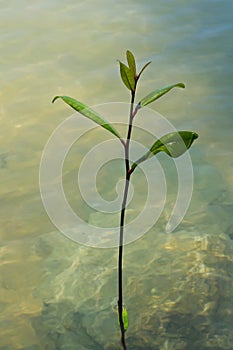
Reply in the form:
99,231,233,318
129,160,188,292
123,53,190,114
1,0,233,349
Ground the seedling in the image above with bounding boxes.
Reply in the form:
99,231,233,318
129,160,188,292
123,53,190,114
52,51,198,350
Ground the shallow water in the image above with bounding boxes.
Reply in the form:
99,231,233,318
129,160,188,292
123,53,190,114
1,0,233,349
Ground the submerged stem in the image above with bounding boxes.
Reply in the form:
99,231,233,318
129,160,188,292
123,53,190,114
118,92,135,350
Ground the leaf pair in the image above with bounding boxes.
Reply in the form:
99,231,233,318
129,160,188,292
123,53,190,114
130,131,199,173
118,50,137,92
118,50,152,92
53,96,198,173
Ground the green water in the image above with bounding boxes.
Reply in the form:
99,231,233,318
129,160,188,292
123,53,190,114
1,0,233,349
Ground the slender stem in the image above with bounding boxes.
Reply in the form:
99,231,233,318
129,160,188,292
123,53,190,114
118,91,135,350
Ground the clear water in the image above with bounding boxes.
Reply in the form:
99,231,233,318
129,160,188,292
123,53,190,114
1,0,233,349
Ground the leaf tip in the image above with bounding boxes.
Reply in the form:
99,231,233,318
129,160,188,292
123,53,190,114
52,96,60,104
193,132,199,140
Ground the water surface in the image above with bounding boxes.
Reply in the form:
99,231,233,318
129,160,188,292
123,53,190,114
1,0,233,349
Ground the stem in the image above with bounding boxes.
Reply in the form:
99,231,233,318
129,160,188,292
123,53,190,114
118,91,135,350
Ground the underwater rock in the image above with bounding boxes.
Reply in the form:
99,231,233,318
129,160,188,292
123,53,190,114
32,229,233,349
31,300,103,349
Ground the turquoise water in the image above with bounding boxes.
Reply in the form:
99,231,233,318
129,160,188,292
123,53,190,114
1,0,233,349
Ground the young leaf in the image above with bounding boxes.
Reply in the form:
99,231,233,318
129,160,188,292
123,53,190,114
138,83,185,108
137,61,151,80
130,131,198,172
122,307,129,332
118,307,129,332
119,61,135,92
126,50,136,77
52,95,122,140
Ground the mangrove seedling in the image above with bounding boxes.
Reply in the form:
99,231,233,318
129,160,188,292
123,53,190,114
52,50,198,350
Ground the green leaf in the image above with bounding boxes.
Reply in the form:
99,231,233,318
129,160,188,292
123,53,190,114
118,61,135,92
52,95,122,140
126,50,136,76
131,131,198,172
138,82,185,108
